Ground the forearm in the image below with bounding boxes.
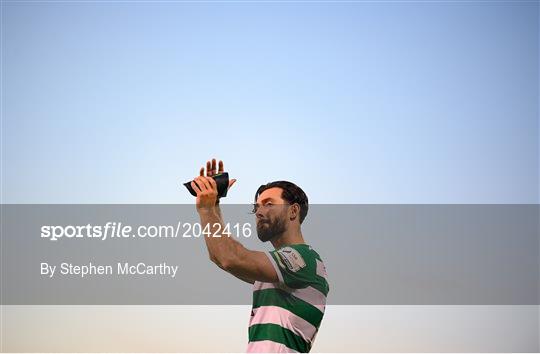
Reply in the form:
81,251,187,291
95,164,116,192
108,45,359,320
197,206,245,269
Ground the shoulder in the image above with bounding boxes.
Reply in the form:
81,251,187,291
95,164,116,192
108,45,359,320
270,244,329,294
274,245,311,272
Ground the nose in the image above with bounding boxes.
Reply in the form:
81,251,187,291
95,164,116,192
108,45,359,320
255,208,265,220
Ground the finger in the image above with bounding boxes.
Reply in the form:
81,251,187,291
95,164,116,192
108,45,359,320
211,158,217,176
196,176,212,191
191,181,202,195
218,160,224,174
194,176,208,191
206,161,212,177
228,179,237,189
204,176,217,191
207,176,217,190
193,176,206,192
199,167,204,176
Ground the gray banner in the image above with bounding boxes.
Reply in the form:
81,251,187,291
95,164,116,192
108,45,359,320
1,204,538,305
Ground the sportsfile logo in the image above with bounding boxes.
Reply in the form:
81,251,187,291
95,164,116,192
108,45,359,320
40,221,253,241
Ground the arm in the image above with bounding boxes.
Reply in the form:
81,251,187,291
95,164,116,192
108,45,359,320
191,163,279,284
197,206,278,284
201,207,254,284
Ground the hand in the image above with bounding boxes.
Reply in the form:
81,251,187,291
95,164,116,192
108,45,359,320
192,158,237,210
200,158,237,190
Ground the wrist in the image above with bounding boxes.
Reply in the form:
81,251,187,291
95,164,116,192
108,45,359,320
197,204,220,217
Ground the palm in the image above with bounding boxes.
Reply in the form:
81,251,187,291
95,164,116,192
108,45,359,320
199,158,237,190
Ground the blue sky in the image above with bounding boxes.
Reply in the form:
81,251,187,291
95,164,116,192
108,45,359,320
2,1,538,204
1,4,539,352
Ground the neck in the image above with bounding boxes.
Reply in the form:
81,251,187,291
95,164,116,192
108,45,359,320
271,225,305,249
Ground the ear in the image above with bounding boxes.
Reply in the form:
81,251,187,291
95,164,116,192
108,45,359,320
289,203,300,221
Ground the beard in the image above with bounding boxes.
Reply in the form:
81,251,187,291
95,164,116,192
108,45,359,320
256,215,287,242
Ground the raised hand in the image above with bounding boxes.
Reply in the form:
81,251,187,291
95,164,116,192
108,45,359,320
191,158,237,210
199,158,236,189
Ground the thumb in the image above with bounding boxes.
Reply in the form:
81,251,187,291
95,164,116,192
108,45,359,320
228,179,237,189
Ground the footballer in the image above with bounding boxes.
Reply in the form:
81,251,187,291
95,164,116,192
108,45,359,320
190,158,329,353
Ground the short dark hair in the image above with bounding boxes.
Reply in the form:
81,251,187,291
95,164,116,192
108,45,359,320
254,181,309,224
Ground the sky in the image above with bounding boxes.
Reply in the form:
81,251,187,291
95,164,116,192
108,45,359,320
1,1,539,352
1,1,538,204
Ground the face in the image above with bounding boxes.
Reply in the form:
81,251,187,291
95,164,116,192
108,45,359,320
254,187,289,242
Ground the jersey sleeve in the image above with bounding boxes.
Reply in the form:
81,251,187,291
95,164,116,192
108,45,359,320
266,245,315,289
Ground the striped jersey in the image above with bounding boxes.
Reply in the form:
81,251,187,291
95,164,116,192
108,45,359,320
247,244,330,353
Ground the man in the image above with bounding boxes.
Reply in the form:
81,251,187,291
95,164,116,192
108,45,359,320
190,158,329,353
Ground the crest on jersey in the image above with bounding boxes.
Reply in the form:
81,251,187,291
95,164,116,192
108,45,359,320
276,247,306,272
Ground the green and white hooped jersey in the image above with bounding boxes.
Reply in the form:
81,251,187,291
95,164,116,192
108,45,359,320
247,244,330,353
